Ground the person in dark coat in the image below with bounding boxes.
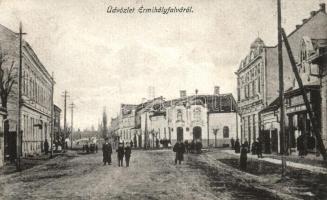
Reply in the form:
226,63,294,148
190,140,195,153
116,142,124,167
130,140,133,149
240,144,248,170
184,140,189,153
297,134,305,157
230,137,235,149
173,140,185,164
44,139,49,155
244,139,249,153
256,138,263,158
251,141,257,155
156,138,159,149
195,141,202,154
234,138,240,153
102,138,112,165
125,142,132,167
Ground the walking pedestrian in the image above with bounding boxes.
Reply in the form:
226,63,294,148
173,140,185,165
240,144,248,170
44,139,49,155
234,138,240,153
125,142,132,167
116,142,124,167
102,138,112,165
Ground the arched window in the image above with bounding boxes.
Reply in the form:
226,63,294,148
223,126,229,138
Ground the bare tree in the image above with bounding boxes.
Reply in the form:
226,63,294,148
0,48,16,139
0,49,16,110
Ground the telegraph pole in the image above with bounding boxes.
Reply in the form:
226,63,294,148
50,72,55,158
62,91,69,151
277,0,287,178
16,22,26,171
69,102,75,149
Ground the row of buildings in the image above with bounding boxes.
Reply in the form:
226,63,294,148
110,87,239,148
236,3,327,155
0,24,62,167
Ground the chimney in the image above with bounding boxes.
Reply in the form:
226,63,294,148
310,11,316,17
320,3,326,13
214,86,220,95
180,90,187,98
295,24,301,29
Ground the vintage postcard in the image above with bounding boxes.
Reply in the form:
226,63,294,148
0,0,327,199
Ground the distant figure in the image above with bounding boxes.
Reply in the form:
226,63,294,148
44,139,49,155
116,142,125,167
195,141,202,154
184,140,189,153
190,140,195,153
102,138,112,165
240,144,248,170
130,140,133,149
256,138,263,158
125,142,132,167
230,137,235,149
234,139,240,153
173,140,185,164
251,141,257,155
156,138,159,149
244,139,249,153
297,134,305,157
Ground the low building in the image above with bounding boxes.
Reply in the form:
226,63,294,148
113,87,239,148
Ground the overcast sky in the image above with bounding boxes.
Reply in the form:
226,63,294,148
0,0,325,130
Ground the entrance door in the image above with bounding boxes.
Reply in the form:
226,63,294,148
193,126,202,141
177,127,183,142
262,130,271,154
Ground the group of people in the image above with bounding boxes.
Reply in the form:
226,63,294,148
102,138,132,167
230,137,263,170
173,140,203,165
184,140,202,154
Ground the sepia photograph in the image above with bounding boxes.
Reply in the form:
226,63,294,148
0,0,327,199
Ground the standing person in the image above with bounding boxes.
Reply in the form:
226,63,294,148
130,140,133,149
102,138,112,165
156,138,159,149
297,134,305,157
116,142,124,167
240,144,248,170
44,139,49,155
184,140,189,153
173,140,185,165
125,142,132,167
244,139,249,153
234,138,240,153
256,138,263,158
230,137,235,149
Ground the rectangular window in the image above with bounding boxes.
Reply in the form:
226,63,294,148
252,81,255,96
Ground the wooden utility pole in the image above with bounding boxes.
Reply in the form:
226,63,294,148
50,72,54,158
62,91,69,151
277,0,287,177
69,102,75,149
16,22,26,171
281,28,327,161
